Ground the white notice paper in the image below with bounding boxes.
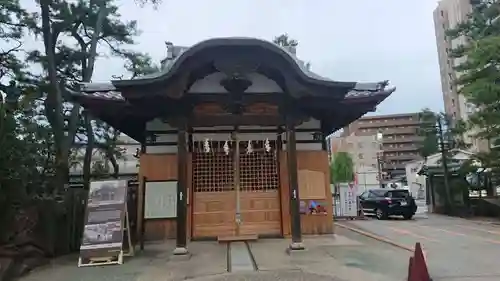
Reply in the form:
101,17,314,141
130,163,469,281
338,182,358,217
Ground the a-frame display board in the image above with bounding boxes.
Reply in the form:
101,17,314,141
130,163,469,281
77,179,135,267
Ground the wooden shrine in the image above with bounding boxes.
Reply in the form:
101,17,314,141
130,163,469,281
70,37,395,255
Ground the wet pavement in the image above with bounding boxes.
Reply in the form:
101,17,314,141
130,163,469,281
340,214,500,281
18,231,411,281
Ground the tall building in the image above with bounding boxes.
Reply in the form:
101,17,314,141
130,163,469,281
329,134,381,192
342,113,422,178
434,0,472,123
434,0,488,151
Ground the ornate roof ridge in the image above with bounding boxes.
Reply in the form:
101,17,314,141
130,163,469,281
105,37,355,88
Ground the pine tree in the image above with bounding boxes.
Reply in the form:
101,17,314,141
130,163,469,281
447,0,500,187
417,108,468,212
26,0,160,189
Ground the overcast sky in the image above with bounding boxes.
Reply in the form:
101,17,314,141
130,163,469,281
23,0,444,115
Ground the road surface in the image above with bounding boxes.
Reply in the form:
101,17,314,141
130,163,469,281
342,214,500,281
18,232,411,281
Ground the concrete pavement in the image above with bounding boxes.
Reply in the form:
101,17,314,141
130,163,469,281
18,232,411,281
339,214,500,281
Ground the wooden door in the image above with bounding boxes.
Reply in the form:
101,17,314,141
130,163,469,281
191,140,282,238
238,141,281,236
192,142,236,238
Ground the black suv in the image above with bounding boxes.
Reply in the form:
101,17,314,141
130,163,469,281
359,189,417,220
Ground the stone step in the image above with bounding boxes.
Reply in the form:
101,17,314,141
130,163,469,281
229,242,256,272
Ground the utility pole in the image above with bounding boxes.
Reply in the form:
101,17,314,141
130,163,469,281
437,115,453,214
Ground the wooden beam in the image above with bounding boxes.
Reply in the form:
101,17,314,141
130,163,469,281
174,119,189,254
188,115,285,127
285,119,304,248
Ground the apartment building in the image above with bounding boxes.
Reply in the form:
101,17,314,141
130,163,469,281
434,0,488,151
342,113,422,178
329,134,382,192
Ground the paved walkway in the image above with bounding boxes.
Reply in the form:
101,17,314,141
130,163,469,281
340,214,500,281
18,232,410,281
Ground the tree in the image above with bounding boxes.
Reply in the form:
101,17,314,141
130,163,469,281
0,0,31,83
417,109,467,159
446,1,500,148
448,4,500,142
273,33,311,70
0,1,162,272
0,0,50,199
417,108,468,213
26,0,159,190
446,0,500,192
330,152,354,184
273,33,298,48
0,74,58,249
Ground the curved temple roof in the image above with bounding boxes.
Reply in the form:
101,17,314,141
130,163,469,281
81,37,360,91
69,37,396,141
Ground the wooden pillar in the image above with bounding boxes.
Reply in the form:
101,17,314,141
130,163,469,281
285,120,305,251
232,131,242,236
139,137,147,250
173,121,189,255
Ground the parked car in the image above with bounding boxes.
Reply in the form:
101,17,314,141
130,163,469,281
359,189,417,220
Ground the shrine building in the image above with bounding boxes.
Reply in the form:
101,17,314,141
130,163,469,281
70,37,395,255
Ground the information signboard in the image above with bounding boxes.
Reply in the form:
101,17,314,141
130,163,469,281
78,180,128,267
144,181,177,219
338,182,358,217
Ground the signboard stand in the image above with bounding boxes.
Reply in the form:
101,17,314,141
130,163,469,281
78,202,134,267
78,180,134,267
77,252,124,267
122,201,135,257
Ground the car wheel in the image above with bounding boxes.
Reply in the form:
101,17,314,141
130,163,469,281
375,208,387,220
403,213,414,220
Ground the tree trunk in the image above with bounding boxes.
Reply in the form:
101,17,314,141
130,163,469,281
79,1,107,185
40,0,69,193
83,112,94,189
107,150,119,178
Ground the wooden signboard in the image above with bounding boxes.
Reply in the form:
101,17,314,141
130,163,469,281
298,169,327,200
78,180,134,267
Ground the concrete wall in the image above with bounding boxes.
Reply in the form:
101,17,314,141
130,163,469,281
405,160,426,200
356,164,380,193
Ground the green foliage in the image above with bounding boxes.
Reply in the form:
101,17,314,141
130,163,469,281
330,152,354,183
417,108,440,159
0,0,161,256
446,1,500,141
417,108,468,159
19,0,161,190
273,33,298,47
272,33,311,69
446,0,500,184
0,0,34,84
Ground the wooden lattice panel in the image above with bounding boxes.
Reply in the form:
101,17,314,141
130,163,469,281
192,141,234,192
239,140,279,192
192,140,279,192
